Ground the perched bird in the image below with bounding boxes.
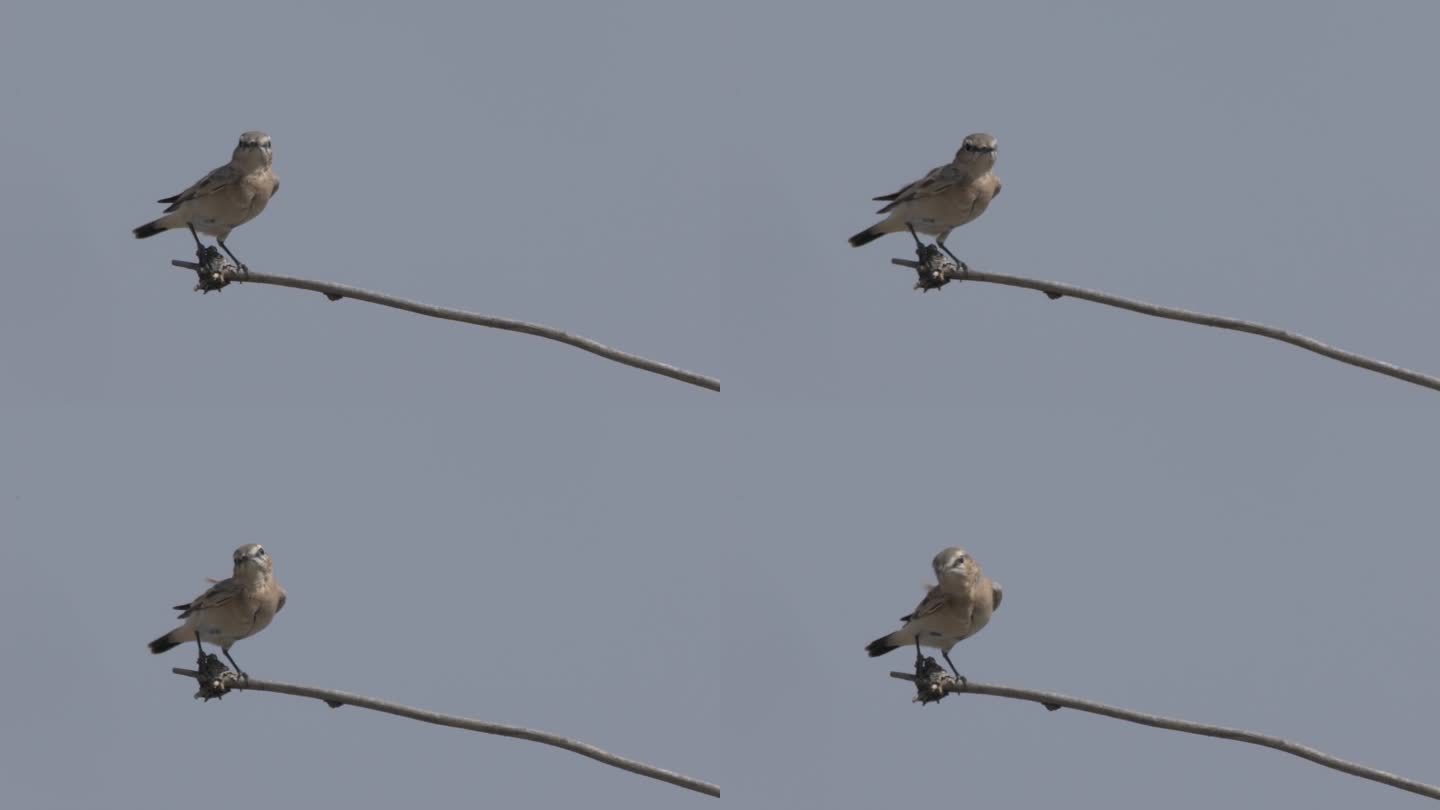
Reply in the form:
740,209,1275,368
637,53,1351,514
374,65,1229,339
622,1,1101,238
132,131,279,271
148,544,286,677
848,133,1001,266
865,547,1002,679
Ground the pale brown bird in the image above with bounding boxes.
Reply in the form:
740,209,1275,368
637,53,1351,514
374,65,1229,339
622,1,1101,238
148,543,286,677
848,133,1001,267
132,131,279,271
865,547,1002,679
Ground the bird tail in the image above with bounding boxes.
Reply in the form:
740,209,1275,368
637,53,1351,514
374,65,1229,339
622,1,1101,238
148,629,181,654
133,219,169,239
865,633,902,657
848,225,886,248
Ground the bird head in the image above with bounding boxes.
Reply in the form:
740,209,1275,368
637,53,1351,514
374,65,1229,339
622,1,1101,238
931,546,981,584
231,543,274,578
232,131,274,170
953,133,998,172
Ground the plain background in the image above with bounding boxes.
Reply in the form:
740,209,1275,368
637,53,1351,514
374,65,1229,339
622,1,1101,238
3,1,1439,807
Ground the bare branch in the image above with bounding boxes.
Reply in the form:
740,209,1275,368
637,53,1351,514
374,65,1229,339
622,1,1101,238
168,250,720,392
892,247,1440,394
173,666,720,798
890,670,1440,802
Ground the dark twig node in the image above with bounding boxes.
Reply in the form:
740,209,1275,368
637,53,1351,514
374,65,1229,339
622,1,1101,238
911,244,961,292
186,653,242,702
912,654,956,705
194,245,228,293
173,245,239,294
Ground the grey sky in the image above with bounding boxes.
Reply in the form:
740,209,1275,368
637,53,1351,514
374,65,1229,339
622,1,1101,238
3,0,1440,807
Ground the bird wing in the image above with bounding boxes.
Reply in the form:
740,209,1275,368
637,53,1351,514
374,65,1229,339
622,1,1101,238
158,163,239,213
873,163,964,213
900,584,950,622
173,577,240,618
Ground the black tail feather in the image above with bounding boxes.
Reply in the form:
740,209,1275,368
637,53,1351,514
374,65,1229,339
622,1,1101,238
133,221,166,239
148,633,179,654
848,226,883,248
865,636,899,657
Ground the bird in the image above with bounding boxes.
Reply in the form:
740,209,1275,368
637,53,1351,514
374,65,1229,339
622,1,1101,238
132,131,279,272
848,133,1001,267
865,547,1002,679
148,544,286,678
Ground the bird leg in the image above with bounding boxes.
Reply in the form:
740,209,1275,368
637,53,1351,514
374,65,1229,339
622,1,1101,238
935,239,969,275
905,222,926,250
221,648,248,680
216,239,249,276
940,650,965,686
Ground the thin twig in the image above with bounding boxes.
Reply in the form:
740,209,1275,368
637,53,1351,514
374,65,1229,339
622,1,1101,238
169,257,720,392
172,667,720,798
891,252,1440,394
889,672,1440,801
